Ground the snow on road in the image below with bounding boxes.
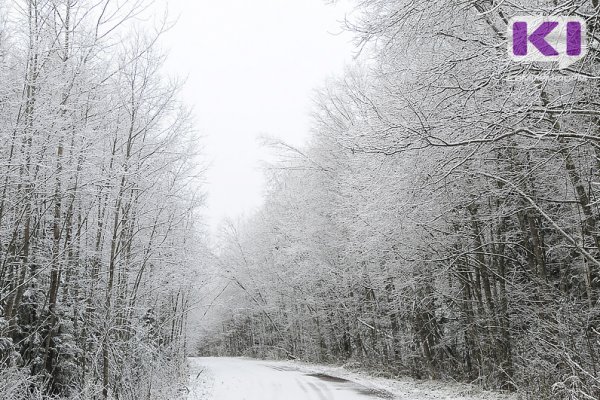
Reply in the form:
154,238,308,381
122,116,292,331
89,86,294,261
187,357,390,399
186,357,516,400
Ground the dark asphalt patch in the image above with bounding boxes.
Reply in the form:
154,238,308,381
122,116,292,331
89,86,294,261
306,373,349,383
306,372,394,398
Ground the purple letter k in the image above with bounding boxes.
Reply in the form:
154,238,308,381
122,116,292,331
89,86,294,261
513,21,559,56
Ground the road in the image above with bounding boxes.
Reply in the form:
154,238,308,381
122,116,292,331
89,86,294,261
187,357,391,400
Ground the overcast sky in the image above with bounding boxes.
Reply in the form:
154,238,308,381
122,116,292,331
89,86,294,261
159,0,355,234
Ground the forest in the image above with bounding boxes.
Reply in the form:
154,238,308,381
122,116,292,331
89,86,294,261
200,1,600,399
3,0,600,399
0,0,204,399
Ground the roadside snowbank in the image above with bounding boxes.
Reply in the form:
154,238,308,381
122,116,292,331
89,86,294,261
272,359,517,400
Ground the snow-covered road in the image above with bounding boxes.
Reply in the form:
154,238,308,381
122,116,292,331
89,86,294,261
187,357,392,399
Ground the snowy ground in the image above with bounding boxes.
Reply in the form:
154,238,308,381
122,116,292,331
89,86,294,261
186,357,517,400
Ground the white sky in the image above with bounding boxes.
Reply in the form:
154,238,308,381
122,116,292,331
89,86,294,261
159,0,355,234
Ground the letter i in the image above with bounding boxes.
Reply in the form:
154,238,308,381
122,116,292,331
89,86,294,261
566,22,582,56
